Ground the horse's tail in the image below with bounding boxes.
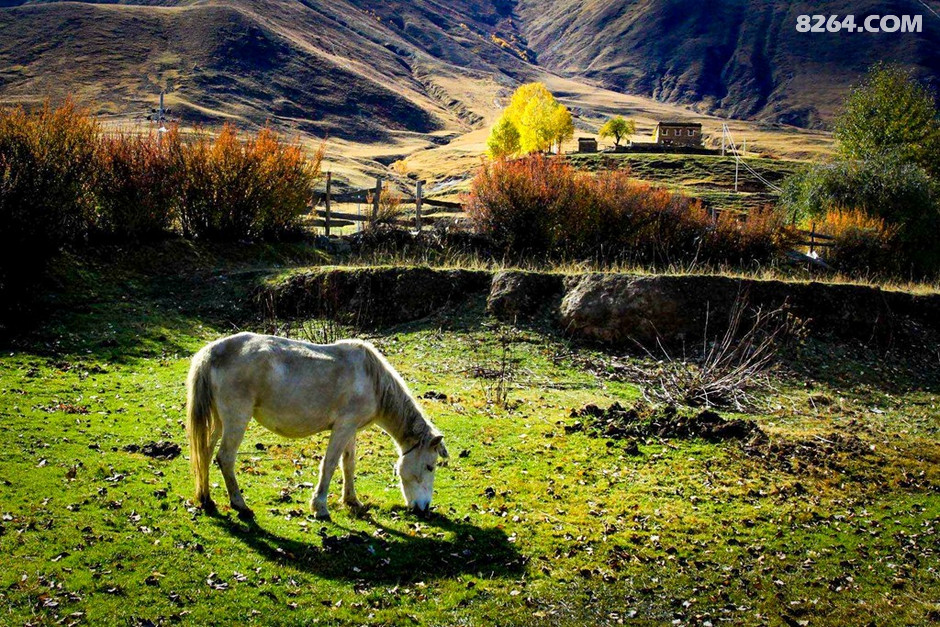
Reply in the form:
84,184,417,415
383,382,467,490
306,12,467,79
186,346,216,507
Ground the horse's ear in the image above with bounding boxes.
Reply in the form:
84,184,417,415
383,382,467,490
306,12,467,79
429,434,444,448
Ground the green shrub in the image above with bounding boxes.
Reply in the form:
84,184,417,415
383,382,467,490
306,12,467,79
781,158,939,274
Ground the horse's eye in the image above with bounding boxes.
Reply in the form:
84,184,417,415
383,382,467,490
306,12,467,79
426,465,435,472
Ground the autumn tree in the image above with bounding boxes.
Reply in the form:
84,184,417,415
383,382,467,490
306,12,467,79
486,82,573,157
487,115,520,158
599,116,635,149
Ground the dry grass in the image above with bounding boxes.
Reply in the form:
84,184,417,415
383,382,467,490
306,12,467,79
639,298,797,411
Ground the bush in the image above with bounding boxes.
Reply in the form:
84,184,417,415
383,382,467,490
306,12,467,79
467,155,790,266
0,102,323,329
0,100,99,252
94,129,182,241
781,158,939,274
179,125,321,241
0,100,99,324
812,208,899,276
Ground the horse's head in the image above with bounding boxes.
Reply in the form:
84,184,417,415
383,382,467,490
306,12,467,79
396,433,448,513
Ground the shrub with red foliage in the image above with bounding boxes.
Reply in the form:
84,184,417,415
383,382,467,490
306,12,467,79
95,129,182,240
467,155,790,266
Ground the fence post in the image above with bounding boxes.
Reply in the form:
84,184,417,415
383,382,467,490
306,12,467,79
810,221,816,256
372,177,382,221
415,180,424,231
324,171,331,237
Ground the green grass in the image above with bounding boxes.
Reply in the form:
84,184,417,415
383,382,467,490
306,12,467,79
1,247,939,625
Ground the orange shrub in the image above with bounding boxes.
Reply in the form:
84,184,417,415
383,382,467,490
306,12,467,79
466,155,789,266
178,125,321,241
0,100,99,249
813,208,899,275
95,129,182,240
1,100,99,323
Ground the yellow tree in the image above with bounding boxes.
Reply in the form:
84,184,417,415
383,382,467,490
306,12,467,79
487,115,521,158
486,82,573,156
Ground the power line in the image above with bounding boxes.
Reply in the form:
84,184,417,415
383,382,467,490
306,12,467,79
721,124,783,193
914,0,940,22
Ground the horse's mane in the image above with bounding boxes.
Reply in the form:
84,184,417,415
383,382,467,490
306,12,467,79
357,341,436,447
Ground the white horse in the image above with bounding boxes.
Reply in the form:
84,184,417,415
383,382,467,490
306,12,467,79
185,332,448,519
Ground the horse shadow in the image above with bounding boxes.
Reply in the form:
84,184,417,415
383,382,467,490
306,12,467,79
210,509,526,583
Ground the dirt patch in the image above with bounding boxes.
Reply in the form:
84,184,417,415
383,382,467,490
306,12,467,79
566,402,762,443
566,402,881,478
123,441,182,460
263,267,491,327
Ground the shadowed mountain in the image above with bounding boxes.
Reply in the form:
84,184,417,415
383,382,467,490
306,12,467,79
0,0,938,141
0,0,533,139
515,0,940,127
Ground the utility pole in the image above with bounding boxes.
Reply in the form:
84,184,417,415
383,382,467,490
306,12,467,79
324,171,332,237
148,90,171,144
415,179,424,231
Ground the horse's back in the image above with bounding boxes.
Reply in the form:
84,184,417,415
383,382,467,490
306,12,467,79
198,333,379,436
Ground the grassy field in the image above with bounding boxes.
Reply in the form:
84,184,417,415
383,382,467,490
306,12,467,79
1,246,939,626
567,153,803,214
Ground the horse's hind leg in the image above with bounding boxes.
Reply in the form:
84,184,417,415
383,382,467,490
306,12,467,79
215,402,253,517
341,437,364,512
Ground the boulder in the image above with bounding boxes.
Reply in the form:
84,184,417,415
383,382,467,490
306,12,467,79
487,271,564,322
559,274,740,347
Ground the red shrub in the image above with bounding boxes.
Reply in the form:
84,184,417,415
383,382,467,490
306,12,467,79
467,155,788,266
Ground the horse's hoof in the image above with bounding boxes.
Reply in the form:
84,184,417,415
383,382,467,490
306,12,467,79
199,498,218,514
346,500,369,518
235,507,255,521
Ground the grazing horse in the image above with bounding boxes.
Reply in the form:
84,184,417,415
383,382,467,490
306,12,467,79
185,332,448,519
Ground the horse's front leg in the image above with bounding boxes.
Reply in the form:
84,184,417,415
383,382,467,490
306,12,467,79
311,426,355,520
341,437,365,513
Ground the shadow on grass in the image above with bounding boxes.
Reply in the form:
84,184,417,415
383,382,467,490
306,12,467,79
210,508,526,583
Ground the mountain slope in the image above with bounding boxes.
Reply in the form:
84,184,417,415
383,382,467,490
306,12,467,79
516,0,940,127
0,0,938,144
0,0,531,140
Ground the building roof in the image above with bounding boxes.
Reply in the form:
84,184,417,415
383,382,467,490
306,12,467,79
656,121,703,128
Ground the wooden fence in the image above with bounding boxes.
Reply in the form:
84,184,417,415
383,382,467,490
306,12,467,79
312,174,464,235
312,177,834,259
796,223,835,254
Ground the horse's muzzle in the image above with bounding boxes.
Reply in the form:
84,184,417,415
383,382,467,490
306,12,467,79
411,500,431,514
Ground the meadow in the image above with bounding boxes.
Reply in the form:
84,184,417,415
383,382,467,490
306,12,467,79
1,243,938,626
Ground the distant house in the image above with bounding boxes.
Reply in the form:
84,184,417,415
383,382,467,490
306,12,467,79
654,122,703,147
578,137,598,153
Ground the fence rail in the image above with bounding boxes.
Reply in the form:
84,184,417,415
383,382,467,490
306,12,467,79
312,175,466,235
